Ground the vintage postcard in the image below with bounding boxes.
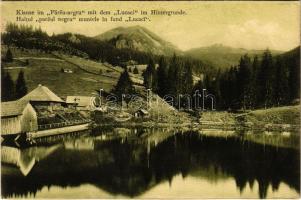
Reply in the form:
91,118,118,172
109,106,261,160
0,1,300,199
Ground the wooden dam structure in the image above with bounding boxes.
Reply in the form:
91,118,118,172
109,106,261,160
1,84,91,141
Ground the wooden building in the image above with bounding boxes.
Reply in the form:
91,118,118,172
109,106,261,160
134,109,149,118
1,84,90,139
66,96,93,111
1,101,38,136
1,84,63,136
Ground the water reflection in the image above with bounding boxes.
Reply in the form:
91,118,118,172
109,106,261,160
1,128,300,198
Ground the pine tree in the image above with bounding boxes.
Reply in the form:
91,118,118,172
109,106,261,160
182,63,194,95
211,70,221,109
287,48,300,101
237,54,252,109
201,74,212,109
2,72,15,101
114,69,135,98
157,56,168,97
250,56,259,108
167,54,178,96
274,57,289,106
15,70,28,99
5,48,13,62
133,66,139,74
219,71,230,109
228,66,239,109
257,50,274,108
144,58,157,90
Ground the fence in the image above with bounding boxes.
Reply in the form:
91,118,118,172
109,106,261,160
38,119,90,130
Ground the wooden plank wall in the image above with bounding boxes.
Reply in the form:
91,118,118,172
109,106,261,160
1,116,22,135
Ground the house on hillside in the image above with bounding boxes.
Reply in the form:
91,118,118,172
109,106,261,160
61,68,73,73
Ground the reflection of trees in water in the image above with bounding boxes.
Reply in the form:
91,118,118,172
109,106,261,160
151,132,299,198
1,131,299,198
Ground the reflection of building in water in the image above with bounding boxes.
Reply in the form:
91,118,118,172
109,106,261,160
64,138,94,150
199,129,235,138
140,127,175,147
1,145,60,176
1,146,35,176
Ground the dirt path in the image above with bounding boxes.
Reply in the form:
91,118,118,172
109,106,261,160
14,57,65,61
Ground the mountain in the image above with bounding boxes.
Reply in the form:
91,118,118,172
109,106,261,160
184,44,283,69
94,26,180,56
279,46,300,61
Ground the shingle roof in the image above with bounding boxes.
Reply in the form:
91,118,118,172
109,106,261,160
1,85,63,117
20,84,64,103
1,100,29,117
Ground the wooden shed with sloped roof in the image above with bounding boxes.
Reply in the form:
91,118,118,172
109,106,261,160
1,101,38,136
1,84,64,136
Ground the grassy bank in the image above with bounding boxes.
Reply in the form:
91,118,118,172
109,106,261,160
200,105,300,131
1,46,144,98
245,105,300,125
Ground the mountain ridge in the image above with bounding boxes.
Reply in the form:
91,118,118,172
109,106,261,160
184,43,284,69
94,26,180,56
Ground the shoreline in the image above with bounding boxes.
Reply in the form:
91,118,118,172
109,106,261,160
92,121,300,132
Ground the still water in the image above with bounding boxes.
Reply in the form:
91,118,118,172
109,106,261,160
1,128,300,199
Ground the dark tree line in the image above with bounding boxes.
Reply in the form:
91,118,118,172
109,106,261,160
2,23,89,57
196,49,300,110
143,49,299,111
2,23,154,67
1,70,28,101
143,54,194,108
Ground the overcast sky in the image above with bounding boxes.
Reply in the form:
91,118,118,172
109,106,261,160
1,1,300,51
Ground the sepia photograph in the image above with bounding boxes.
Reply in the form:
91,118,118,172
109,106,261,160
0,1,300,199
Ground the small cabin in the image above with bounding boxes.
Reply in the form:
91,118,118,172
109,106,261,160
1,84,90,139
1,101,38,135
134,109,149,118
1,84,65,136
62,68,73,73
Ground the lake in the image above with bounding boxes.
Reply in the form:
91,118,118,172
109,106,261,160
1,127,300,198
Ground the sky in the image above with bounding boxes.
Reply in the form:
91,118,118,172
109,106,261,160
1,1,300,51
